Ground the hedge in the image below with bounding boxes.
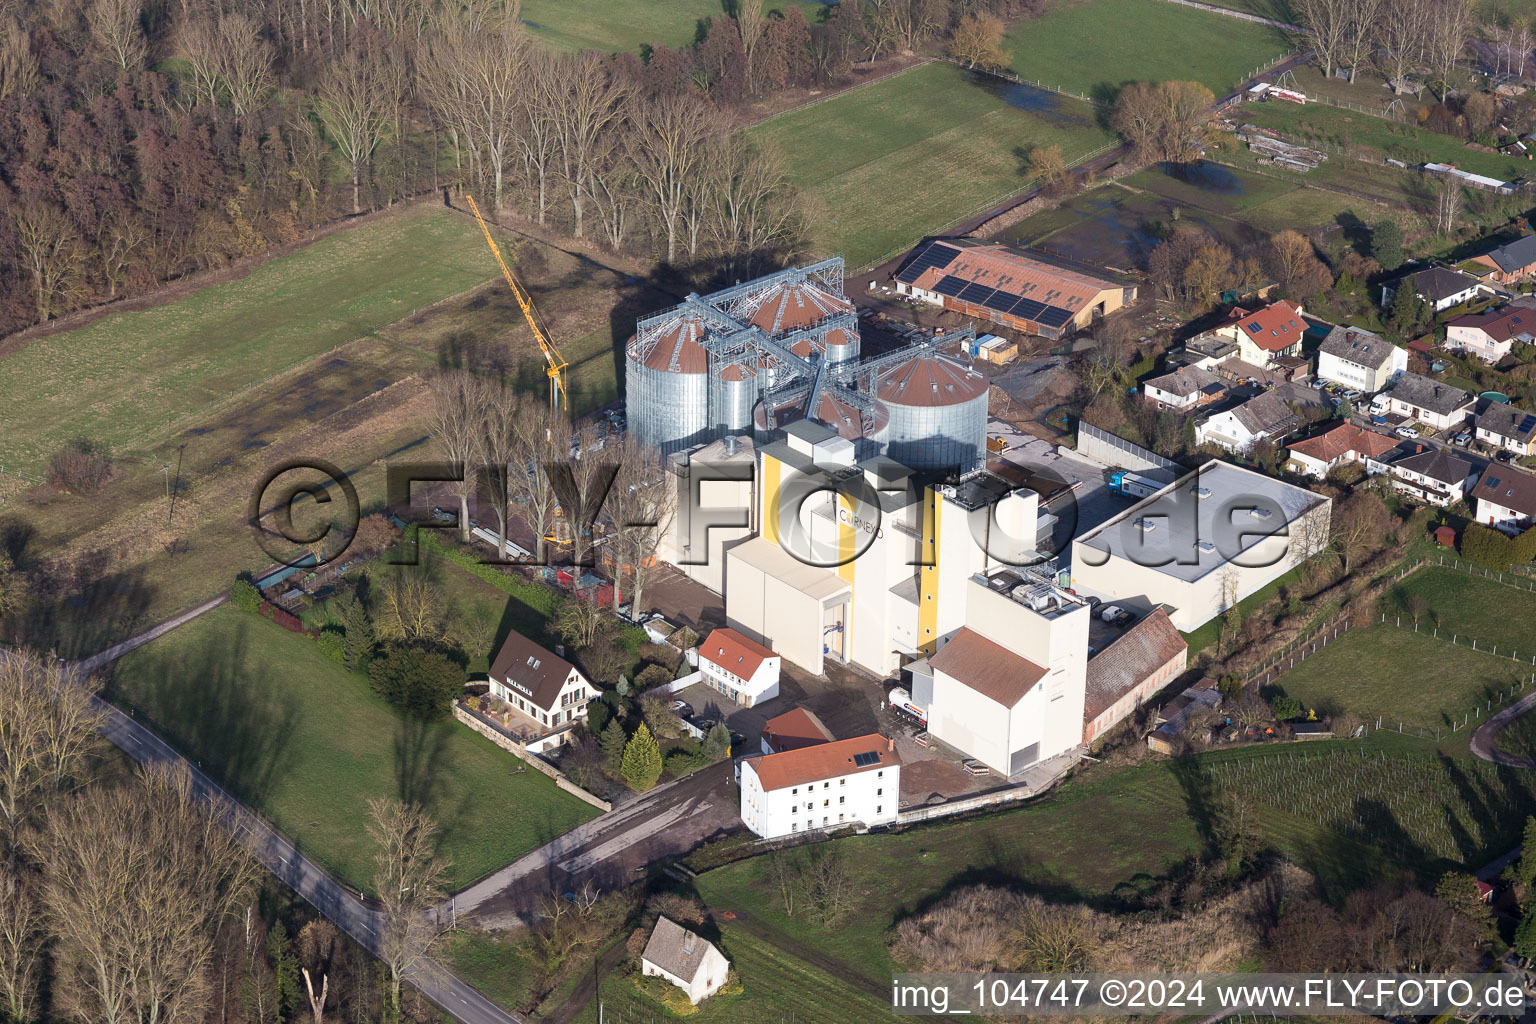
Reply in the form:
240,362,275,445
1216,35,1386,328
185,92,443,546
410,526,558,616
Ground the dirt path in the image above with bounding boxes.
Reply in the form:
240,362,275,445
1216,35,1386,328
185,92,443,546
1471,691,1536,769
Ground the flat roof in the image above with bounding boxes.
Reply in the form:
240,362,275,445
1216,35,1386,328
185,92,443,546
1073,461,1327,584
728,536,851,602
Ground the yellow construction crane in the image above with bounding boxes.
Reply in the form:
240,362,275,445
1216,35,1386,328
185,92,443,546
464,194,568,412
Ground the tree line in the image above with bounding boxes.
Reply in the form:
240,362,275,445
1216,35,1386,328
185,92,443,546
0,0,1039,337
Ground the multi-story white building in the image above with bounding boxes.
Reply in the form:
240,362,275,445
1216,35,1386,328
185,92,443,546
697,627,781,706
1475,403,1536,456
1445,305,1536,364
1214,300,1306,368
1385,449,1477,507
920,575,1089,776
1316,326,1407,393
737,733,900,838
487,632,595,751
1384,373,1475,432
1472,468,1536,533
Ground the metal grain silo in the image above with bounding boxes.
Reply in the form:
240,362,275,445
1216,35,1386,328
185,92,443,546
625,313,710,455
822,325,859,366
876,354,988,473
710,359,757,435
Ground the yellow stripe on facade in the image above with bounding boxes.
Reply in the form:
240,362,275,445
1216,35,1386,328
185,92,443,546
763,454,781,546
919,488,940,654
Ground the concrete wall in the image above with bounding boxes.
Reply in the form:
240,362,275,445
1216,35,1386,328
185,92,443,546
1075,422,1181,479
453,703,611,811
724,551,829,676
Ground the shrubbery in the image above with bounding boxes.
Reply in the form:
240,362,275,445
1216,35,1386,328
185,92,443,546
46,440,113,494
230,579,262,613
367,642,466,720
412,527,557,615
1460,522,1536,570
317,629,346,664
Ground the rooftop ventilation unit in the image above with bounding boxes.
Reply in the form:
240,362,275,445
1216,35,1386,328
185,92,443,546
1249,507,1273,520
1134,517,1158,533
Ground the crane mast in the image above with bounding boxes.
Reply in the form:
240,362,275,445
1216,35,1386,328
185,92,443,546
464,194,568,412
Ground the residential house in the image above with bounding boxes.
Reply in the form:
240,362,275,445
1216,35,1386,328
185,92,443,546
1465,234,1536,285
1284,422,1399,479
698,627,781,707
1380,265,1491,313
1195,390,1301,454
1214,300,1306,368
487,632,595,750
1316,326,1408,392
1082,610,1188,746
1176,333,1239,371
1445,305,1536,363
1383,373,1475,431
759,707,834,755
1472,468,1536,532
1476,403,1536,456
1142,364,1226,411
640,917,731,1005
737,734,900,838
1385,448,1477,507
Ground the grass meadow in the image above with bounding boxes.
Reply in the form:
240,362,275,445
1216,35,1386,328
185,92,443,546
752,61,1117,267
519,0,825,53
0,204,493,481
108,604,599,890
1004,0,1292,100
1379,565,1536,660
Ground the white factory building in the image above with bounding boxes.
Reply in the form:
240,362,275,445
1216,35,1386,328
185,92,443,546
723,420,1045,677
917,575,1090,776
1069,461,1331,632
737,733,900,838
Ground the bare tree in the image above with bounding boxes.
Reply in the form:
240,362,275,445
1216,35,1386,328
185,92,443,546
374,572,447,643
474,383,522,561
1339,0,1382,82
736,0,766,90
708,136,804,277
216,14,275,118
1332,490,1390,575
14,201,86,322
428,15,525,213
317,30,395,213
31,763,259,1024
1295,0,1349,79
948,13,1009,69
552,425,618,568
426,370,484,543
1432,176,1463,235
550,51,631,239
0,652,105,871
602,439,677,614
509,402,571,562
87,0,146,72
1425,0,1472,101
0,18,39,101
0,868,42,1024
296,919,340,1024
515,48,561,226
367,798,450,1018
1376,0,1429,91
629,91,722,264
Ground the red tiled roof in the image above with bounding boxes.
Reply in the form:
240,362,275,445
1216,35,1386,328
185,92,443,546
901,241,1122,314
928,627,1047,708
1446,305,1536,343
1083,610,1186,722
744,733,898,791
1286,423,1398,464
700,628,776,679
761,708,835,753
1231,300,1305,352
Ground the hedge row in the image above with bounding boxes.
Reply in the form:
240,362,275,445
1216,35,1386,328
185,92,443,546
410,527,559,617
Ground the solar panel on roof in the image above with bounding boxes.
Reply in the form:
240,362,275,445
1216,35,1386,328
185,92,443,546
982,292,1018,313
1037,307,1074,328
1008,296,1048,320
1521,414,1536,433
852,751,881,767
933,275,966,297
958,282,995,304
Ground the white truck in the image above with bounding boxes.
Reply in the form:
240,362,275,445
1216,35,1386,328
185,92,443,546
887,686,928,724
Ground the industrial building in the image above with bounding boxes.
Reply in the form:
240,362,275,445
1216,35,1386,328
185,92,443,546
1069,462,1331,632
724,420,1049,677
625,257,986,464
893,238,1136,340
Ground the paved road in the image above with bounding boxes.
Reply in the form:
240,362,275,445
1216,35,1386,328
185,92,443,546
1471,690,1536,769
67,603,529,1024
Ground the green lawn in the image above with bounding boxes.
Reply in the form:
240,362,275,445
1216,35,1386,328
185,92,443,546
570,927,898,1024
1380,565,1536,660
443,931,537,1015
519,0,824,53
1005,0,1292,101
751,61,1117,268
1181,563,1309,656
696,761,1206,989
1241,100,1532,184
1266,622,1529,729
1122,162,1300,213
108,605,600,890
0,204,493,478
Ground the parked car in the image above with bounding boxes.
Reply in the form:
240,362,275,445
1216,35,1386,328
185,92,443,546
670,700,692,717
1396,426,1420,439
1498,449,1515,463
1310,379,1327,390
1453,433,1472,447
1342,389,1363,401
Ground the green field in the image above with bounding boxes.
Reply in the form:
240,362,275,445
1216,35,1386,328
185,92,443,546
571,927,893,1024
108,605,600,890
520,0,824,53
1005,0,1292,101
0,204,493,479
444,932,537,1015
1242,100,1531,183
1267,622,1529,729
1380,565,1536,659
751,61,1117,268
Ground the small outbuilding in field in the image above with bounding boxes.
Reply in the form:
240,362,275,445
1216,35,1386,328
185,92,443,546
641,917,730,1006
